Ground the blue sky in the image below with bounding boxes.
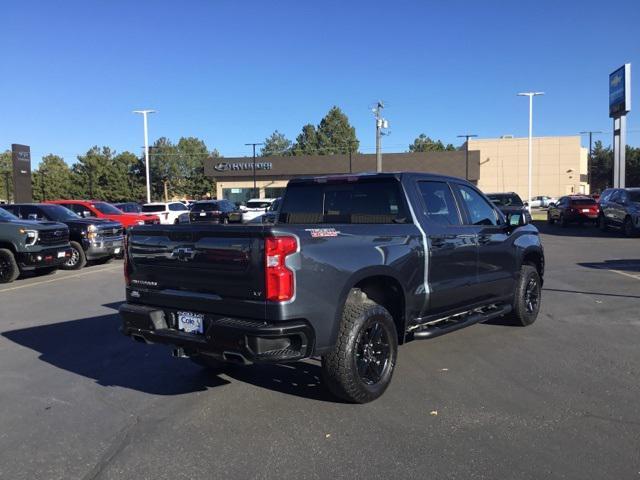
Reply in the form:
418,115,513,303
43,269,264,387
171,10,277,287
2,0,639,166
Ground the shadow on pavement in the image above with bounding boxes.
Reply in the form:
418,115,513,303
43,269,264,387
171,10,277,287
533,221,624,238
576,259,640,273
2,305,338,402
543,287,640,300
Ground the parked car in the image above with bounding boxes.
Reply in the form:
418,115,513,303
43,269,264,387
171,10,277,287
142,202,190,225
45,200,159,230
0,207,72,283
2,203,123,270
189,200,242,224
529,195,557,208
120,172,543,403
241,198,279,223
261,197,282,224
115,202,142,214
486,192,532,223
547,195,599,226
598,188,640,236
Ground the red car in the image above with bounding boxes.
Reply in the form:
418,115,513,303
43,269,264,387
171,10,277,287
547,195,599,226
45,200,160,229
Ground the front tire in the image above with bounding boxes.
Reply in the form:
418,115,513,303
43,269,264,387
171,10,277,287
321,293,398,404
62,241,87,270
0,248,20,284
508,264,541,326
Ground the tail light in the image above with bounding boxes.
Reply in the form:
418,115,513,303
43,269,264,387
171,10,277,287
265,236,297,302
123,235,131,286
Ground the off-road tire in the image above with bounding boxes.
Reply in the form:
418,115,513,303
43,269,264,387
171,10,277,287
508,264,541,326
62,241,87,270
321,293,398,404
0,248,20,284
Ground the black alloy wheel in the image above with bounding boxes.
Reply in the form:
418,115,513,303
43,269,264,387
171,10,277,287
0,249,19,284
524,277,540,314
355,319,391,386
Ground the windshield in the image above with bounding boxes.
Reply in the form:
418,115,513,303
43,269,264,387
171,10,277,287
0,207,19,221
629,191,640,203
487,193,524,207
191,202,220,212
92,202,123,215
41,205,81,221
246,201,272,209
142,205,167,213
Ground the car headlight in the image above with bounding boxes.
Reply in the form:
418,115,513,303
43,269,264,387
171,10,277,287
19,228,38,246
136,220,145,225
87,224,98,240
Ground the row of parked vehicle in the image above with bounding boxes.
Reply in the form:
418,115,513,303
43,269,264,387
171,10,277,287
546,187,640,237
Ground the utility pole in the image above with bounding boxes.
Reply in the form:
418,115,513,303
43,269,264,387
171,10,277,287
133,109,156,203
40,170,46,201
517,92,544,206
245,143,263,198
373,101,388,172
457,134,478,181
347,140,356,173
579,130,602,192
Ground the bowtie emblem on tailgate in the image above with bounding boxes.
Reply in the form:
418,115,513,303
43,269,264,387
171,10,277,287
171,247,196,261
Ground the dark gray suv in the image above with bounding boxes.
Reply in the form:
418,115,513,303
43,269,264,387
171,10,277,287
598,188,640,236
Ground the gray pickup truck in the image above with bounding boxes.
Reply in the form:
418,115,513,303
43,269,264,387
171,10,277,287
0,207,72,283
120,173,544,403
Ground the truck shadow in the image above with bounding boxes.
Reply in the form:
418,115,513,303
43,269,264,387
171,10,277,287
1,306,337,402
533,221,625,238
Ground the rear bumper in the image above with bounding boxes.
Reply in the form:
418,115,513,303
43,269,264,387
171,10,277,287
16,246,73,270
84,236,124,260
119,303,315,364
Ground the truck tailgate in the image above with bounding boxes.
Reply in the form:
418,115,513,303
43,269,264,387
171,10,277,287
127,224,267,318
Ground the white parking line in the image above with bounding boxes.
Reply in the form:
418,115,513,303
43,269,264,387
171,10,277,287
0,265,121,293
609,269,640,280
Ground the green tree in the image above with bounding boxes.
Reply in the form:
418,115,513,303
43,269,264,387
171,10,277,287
315,106,359,154
70,146,115,199
408,134,449,152
0,150,11,202
292,124,319,156
32,155,73,201
261,130,292,156
590,140,613,192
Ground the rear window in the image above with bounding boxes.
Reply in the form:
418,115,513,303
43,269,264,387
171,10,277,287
487,193,523,207
279,178,411,224
246,200,272,209
191,202,220,212
92,202,122,215
571,198,596,205
142,205,167,213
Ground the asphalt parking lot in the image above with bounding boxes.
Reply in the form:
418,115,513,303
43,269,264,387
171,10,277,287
1,223,639,480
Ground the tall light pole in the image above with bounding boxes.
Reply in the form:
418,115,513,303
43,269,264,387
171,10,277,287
133,109,156,203
373,101,388,172
580,130,602,192
517,92,544,206
245,143,263,198
457,134,478,181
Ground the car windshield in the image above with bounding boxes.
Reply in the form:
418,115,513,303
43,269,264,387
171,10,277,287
92,202,123,215
0,207,19,221
629,191,640,203
571,198,596,205
487,193,524,207
116,203,141,213
191,202,220,212
142,205,167,213
41,205,81,221
246,200,272,209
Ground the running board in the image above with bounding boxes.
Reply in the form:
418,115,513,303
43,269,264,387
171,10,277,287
411,304,512,340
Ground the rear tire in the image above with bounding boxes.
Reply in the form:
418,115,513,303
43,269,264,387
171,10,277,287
0,248,20,284
321,292,398,404
508,264,541,327
62,241,87,270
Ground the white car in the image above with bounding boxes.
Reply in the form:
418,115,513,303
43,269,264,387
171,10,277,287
142,202,190,224
241,198,278,223
530,196,557,208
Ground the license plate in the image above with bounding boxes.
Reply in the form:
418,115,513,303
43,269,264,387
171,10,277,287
113,247,121,254
57,251,66,258
177,311,204,334
200,212,206,216
582,209,590,213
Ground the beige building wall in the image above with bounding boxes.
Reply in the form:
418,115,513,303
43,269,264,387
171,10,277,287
470,136,589,198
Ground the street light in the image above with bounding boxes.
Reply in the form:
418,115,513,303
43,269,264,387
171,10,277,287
517,92,544,206
457,134,478,181
133,109,156,203
245,143,263,198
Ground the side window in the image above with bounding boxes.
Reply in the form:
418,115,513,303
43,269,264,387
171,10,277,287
417,181,461,226
610,191,621,203
455,185,499,226
169,203,187,211
22,206,45,220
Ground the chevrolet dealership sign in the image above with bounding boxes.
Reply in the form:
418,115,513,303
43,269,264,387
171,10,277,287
213,161,273,172
609,63,631,118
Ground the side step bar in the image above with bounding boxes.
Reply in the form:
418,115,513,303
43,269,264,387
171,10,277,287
411,304,512,340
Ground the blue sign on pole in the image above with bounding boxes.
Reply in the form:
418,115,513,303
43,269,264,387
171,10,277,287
609,64,631,118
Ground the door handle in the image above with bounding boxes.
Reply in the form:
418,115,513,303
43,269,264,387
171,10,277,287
478,235,491,245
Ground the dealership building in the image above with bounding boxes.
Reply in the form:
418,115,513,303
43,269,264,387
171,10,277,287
204,135,588,203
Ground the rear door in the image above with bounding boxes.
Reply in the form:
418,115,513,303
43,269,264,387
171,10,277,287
414,180,478,313
452,183,515,302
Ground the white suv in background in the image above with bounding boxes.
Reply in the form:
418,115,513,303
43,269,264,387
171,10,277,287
142,202,189,224
241,198,278,223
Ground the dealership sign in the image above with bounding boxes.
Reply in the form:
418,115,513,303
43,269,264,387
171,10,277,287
213,162,273,172
609,64,631,118
11,144,32,203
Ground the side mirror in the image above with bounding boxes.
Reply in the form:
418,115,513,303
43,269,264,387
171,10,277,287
548,202,556,208
523,201,529,207
506,212,526,228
